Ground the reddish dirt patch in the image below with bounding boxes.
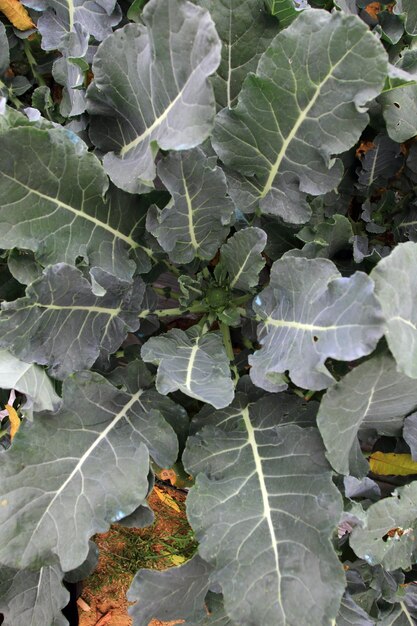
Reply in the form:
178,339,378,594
78,486,194,626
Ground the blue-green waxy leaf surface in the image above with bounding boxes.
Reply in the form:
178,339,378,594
0,349,61,417
317,353,417,476
266,0,309,27
183,392,345,626
195,0,276,109
0,264,145,380
147,148,234,264
0,563,69,626
213,9,388,223
372,242,417,379
87,0,221,193
0,370,179,572
397,0,417,36
0,22,9,76
26,0,122,57
336,593,374,626
214,227,267,292
141,326,234,409
249,256,384,392
128,554,213,625
350,482,417,571
0,125,147,282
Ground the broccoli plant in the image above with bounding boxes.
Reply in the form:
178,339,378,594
2,0,417,624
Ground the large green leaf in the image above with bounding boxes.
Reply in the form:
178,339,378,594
0,22,9,76
317,353,417,476
0,369,179,571
336,594,375,626
212,9,387,223
195,0,276,108
398,0,417,36
0,125,146,281
33,0,121,56
141,326,234,409
350,482,417,571
128,554,213,625
0,264,145,380
249,257,384,392
379,86,417,143
266,0,309,28
147,149,234,263
403,412,417,461
372,242,417,378
214,227,267,292
0,349,61,417
379,586,417,625
183,392,345,626
0,563,69,626
87,0,221,193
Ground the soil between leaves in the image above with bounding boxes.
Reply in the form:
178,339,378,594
78,485,195,626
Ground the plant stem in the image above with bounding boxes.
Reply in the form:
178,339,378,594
304,389,316,401
152,286,180,300
231,293,253,306
23,40,46,87
162,259,181,276
0,80,23,108
219,321,239,386
139,303,208,318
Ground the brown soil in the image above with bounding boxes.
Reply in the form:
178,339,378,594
78,485,193,626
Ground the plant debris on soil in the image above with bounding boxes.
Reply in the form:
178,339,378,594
78,484,196,626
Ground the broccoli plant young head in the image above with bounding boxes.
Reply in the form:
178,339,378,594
2,0,417,625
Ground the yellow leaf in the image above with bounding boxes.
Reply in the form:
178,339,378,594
153,486,181,512
369,451,417,476
0,0,34,30
5,404,20,440
170,554,186,566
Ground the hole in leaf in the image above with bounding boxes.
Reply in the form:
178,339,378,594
394,102,400,109
313,336,319,342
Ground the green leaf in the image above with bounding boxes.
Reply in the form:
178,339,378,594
336,593,375,626
0,563,69,626
0,369,179,571
379,85,417,143
0,264,145,380
141,326,234,409
214,227,266,292
266,0,309,27
36,0,122,57
128,554,213,625
350,482,417,571
183,392,345,626
379,585,417,625
403,412,417,462
249,257,384,392
52,57,86,118
195,0,276,108
8,250,42,286
0,125,146,282
294,215,354,260
87,0,221,193
0,22,9,76
147,148,234,263
213,9,388,223
372,242,417,378
317,353,417,476
0,349,61,417
398,0,417,36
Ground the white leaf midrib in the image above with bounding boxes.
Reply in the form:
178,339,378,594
22,389,144,561
242,406,284,618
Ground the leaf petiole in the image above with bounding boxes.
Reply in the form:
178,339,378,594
219,321,239,386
